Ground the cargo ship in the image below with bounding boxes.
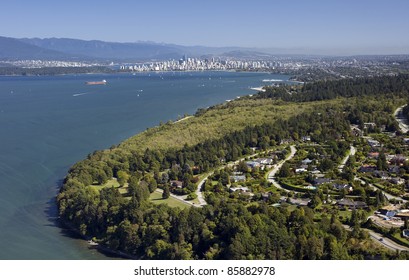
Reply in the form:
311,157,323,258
85,79,107,85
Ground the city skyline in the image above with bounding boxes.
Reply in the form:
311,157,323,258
1,0,409,55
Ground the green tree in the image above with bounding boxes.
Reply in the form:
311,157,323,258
162,186,170,199
96,169,108,185
117,171,129,186
377,150,387,171
309,194,322,209
279,162,291,178
186,193,198,200
148,179,158,193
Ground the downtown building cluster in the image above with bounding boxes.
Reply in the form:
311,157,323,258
120,57,284,72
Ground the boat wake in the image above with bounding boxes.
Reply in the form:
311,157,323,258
73,92,91,97
262,79,283,82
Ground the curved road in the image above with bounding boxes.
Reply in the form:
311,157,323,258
154,189,201,208
394,104,409,134
338,145,356,172
367,230,408,252
354,176,405,202
196,149,277,207
343,224,408,252
267,145,297,191
196,177,208,207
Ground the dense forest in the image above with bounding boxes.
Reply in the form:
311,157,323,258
256,74,409,102
58,74,409,259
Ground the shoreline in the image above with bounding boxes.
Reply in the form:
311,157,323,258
58,218,141,260
0,69,285,77
52,71,293,259
250,87,266,92
174,115,193,123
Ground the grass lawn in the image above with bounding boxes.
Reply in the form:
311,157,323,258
89,178,129,195
338,210,352,222
312,207,352,222
149,191,190,209
392,232,409,247
285,204,298,212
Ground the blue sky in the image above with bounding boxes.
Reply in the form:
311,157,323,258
1,0,409,54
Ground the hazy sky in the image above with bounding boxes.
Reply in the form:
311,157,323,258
1,0,409,54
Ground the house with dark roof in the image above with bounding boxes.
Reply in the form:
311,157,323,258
379,209,396,218
358,165,376,173
333,183,353,192
390,177,405,185
170,180,183,189
314,178,332,185
246,161,261,169
336,198,367,209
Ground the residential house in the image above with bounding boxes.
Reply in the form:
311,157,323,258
170,180,183,189
314,178,332,185
358,165,376,173
300,164,309,169
261,192,271,201
230,175,246,183
280,139,293,145
229,186,250,193
295,168,307,173
390,155,407,165
351,126,363,137
373,170,390,180
389,165,400,174
396,211,409,221
379,208,397,218
301,158,313,165
336,198,367,209
310,169,322,175
390,177,405,185
364,122,376,129
367,152,379,159
333,183,353,192
287,197,311,206
367,139,381,148
246,161,261,169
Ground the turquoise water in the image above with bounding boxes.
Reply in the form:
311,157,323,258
0,71,289,259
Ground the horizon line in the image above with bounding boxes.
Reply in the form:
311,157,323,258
2,35,409,57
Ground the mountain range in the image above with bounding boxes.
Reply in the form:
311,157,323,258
0,36,284,62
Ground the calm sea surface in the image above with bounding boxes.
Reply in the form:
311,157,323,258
0,71,289,259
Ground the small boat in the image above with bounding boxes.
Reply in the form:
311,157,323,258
85,79,107,85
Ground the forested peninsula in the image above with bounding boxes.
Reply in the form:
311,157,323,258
58,74,409,260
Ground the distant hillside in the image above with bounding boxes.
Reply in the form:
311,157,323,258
20,38,187,61
221,50,274,59
1,36,292,62
0,36,76,60
20,37,271,61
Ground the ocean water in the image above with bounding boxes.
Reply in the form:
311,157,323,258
0,71,289,259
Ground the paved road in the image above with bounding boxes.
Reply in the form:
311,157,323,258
196,149,275,207
196,177,209,207
354,176,405,202
338,146,356,172
343,224,408,252
154,189,201,208
394,105,409,134
267,145,297,191
366,229,409,252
